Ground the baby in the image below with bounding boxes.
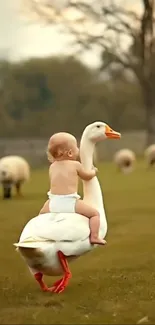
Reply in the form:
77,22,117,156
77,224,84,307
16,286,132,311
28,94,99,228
39,132,106,245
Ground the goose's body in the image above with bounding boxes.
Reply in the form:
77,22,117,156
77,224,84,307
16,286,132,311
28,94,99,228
14,122,120,292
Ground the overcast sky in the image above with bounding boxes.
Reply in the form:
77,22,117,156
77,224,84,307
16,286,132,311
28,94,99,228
0,0,142,66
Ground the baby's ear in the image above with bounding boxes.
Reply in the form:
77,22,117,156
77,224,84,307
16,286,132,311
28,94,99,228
68,149,73,157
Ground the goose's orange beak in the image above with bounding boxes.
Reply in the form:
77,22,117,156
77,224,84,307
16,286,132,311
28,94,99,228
105,125,121,139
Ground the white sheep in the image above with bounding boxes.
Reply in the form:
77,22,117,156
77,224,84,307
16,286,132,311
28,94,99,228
114,149,136,174
0,156,30,199
144,144,155,167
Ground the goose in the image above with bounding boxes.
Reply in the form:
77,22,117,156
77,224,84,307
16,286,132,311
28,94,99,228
14,121,121,294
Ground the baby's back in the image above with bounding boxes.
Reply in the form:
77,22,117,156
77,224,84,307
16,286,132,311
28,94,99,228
49,160,78,195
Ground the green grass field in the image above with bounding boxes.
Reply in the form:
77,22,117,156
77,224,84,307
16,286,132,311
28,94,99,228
0,161,155,325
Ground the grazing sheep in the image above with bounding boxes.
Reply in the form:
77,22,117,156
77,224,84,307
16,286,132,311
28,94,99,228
144,144,155,167
114,149,136,174
0,156,30,199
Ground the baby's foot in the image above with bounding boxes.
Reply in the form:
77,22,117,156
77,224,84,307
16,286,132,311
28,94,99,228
90,236,107,245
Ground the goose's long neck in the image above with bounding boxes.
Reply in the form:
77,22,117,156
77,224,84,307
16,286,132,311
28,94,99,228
80,138,105,214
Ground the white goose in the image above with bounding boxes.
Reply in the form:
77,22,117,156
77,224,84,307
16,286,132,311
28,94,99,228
14,122,121,293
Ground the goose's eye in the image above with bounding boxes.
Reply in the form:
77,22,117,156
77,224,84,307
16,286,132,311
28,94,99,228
96,125,100,128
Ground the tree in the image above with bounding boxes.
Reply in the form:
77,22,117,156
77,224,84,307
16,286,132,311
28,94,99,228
22,0,155,145
0,55,143,137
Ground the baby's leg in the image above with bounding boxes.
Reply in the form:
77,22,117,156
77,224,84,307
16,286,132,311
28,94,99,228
39,200,50,214
75,200,106,245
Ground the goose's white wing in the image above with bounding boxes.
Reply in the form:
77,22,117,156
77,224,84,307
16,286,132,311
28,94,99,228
19,212,90,244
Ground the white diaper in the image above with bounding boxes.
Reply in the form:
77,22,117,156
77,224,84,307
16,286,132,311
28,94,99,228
47,191,81,213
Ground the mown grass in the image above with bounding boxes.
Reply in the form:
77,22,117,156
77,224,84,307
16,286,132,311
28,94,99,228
0,161,155,324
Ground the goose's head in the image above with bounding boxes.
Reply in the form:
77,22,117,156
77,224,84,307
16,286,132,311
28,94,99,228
83,121,121,143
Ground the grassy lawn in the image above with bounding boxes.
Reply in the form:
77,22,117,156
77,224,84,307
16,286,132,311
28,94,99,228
0,161,155,324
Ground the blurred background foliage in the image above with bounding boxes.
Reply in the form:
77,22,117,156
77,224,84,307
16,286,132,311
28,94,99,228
0,54,144,138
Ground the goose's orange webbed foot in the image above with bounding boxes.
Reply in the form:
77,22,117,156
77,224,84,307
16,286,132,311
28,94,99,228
50,251,72,293
34,272,49,292
34,251,72,294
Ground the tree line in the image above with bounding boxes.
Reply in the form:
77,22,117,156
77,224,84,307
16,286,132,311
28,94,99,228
0,55,144,138
21,0,155,145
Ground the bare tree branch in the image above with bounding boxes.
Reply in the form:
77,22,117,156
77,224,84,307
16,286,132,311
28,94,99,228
20,0,155,144
21,0,154,80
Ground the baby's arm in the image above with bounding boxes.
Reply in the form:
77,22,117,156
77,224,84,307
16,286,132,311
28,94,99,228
49,164,52,176
39,165,52,215
76,161,97,181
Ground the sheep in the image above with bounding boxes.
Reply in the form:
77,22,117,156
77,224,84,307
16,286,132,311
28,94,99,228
114,149,136,174
144,144,155,167
0,156,30,199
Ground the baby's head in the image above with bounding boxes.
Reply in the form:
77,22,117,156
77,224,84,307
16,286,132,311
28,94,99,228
47,132,79,162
